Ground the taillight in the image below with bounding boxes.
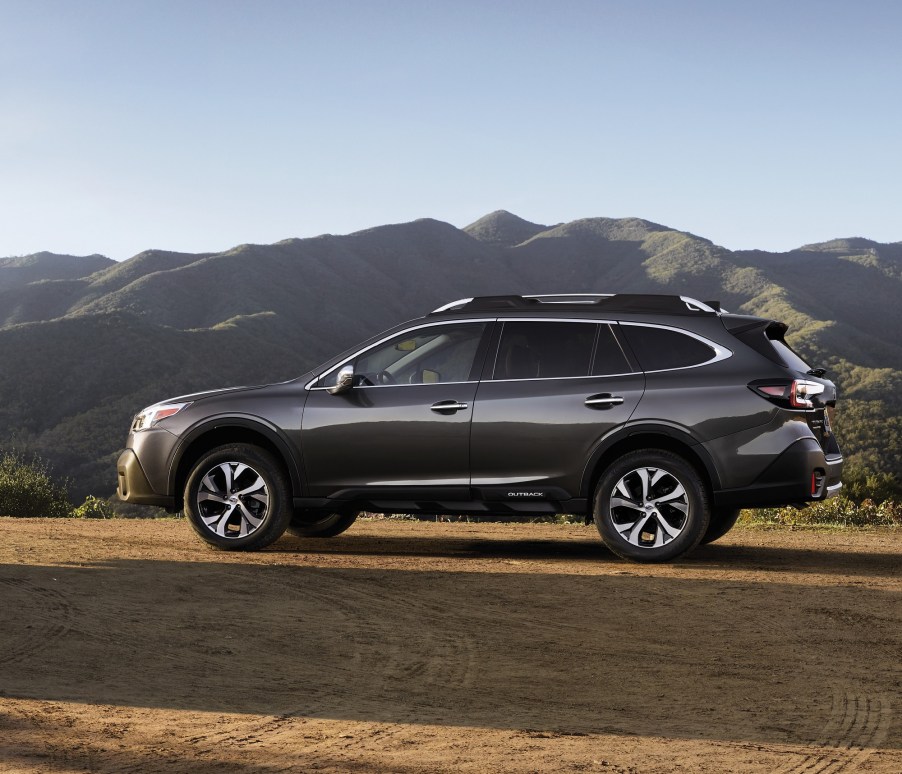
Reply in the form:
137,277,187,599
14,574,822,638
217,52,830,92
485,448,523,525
789,379,825,409
749,379,825,410
757,385,788,398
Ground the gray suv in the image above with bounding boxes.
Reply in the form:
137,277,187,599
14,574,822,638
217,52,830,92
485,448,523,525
117,294,843,562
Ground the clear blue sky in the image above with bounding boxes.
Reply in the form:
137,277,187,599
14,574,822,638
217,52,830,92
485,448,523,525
1,0,900,260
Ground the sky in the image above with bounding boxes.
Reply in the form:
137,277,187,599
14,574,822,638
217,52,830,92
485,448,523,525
1,0,900,260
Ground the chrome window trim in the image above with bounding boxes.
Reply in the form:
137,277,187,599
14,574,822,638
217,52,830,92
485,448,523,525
487,372,639,384
620,321,732,371
324,380,479,391
306,317,733,390
305,318,491,391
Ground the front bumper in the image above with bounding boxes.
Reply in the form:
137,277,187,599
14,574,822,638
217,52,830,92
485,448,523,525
116,428,179,509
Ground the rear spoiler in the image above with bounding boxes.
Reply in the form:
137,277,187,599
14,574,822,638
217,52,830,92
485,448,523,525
721,316,787,339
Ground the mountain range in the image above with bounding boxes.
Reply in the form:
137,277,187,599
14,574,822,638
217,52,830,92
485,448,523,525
1,211,900,499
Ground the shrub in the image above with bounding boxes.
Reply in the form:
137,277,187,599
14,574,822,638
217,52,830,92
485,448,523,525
742,497,902,527
0,451,72,518
71,495,114,519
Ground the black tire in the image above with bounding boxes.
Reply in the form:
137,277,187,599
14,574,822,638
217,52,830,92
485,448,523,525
699,507,741,545
183,443,292,551
287,510,359,538
593,449,710,563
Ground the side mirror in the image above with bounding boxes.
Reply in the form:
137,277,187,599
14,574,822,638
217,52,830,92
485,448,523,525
328,365,355,395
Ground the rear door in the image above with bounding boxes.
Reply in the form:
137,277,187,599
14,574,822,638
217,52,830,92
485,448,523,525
469,319,645,504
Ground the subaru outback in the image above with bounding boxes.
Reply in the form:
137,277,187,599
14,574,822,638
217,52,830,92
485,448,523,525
117,294,843,562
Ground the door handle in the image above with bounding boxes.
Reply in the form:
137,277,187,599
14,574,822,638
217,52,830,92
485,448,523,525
431,400,469,413
585,394,624,409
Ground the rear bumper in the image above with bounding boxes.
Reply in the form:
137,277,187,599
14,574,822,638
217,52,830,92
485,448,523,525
713,438,843,508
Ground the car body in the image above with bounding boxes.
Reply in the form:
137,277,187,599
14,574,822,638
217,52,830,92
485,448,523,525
117,293,843,561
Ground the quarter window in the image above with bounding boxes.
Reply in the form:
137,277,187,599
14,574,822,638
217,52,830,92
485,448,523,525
493,322,596,380
621,325,716,371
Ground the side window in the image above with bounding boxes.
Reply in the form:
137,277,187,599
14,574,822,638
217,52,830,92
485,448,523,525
320,323,486,387
492,322,596,380
621,325,716,371
592,324,632,375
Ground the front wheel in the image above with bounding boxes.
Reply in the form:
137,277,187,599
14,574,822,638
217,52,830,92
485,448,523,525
288,510,359,538
183,444,292,551
594,450,709,563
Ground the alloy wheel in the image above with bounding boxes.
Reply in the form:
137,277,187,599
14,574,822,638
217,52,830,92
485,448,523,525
608,466,690,548
195,461,270,539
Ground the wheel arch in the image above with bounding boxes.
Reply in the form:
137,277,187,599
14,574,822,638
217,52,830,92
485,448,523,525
581,425,721,503
168,416,303,510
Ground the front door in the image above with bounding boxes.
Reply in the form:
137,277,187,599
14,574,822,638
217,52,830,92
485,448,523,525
301,321,490,499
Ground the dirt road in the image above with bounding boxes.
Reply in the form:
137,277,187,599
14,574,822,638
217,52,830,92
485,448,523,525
0,518,899,773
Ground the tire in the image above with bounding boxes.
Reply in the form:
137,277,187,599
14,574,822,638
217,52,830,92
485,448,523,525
287,510,359,538
699,507,741,545
183,443,292,551
593,449,710,563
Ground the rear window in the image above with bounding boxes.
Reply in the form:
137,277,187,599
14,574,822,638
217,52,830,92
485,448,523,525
592,324,632,375
493,321,595,380
766,337,812,372
621,325,716,371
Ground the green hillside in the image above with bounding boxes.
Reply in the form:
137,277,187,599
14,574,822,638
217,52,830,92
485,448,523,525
1,213,899,500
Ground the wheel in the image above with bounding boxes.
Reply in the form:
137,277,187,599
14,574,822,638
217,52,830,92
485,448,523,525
699,507,741,544
593,450,709,563
183,444,292,551
288,510,359,538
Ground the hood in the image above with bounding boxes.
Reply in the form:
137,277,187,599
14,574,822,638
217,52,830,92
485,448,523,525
156,383,271,405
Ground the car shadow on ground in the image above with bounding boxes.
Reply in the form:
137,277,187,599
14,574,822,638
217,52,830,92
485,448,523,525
277,529,902,579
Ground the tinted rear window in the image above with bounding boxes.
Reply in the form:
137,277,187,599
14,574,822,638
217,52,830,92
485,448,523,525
767,338,812,372
493,321,596,379
592,324,632,375
621,325,716,371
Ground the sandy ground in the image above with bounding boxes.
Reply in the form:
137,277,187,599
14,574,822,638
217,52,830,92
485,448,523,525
0,517,899,773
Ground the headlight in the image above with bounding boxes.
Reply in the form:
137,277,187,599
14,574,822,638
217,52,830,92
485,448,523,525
131,402,192,432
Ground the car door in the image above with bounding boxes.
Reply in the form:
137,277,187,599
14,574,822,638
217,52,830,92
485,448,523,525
301,321,491,499
469,319,645,504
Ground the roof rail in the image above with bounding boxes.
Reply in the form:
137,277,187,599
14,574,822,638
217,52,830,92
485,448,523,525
429,294,726,316
523,293,615,304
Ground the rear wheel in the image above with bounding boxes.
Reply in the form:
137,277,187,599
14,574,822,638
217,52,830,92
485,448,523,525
594,450,709,563
699,507,741,544
183,444,292,551
288,510,359,538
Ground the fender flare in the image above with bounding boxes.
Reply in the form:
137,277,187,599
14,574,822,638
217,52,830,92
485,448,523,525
166,414,304,497
580,422,722,499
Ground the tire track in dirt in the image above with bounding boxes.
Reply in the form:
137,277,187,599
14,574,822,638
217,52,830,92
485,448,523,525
775,684,893,774
121,570,481,770
257,574,480,762
0,576,74,666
